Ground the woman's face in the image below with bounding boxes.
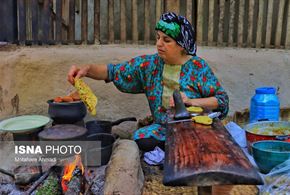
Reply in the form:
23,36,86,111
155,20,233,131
156,30,184,63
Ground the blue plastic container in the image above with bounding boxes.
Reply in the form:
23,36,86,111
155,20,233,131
250,87,280,123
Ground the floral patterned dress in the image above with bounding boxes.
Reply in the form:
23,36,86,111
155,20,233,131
107,53,229,141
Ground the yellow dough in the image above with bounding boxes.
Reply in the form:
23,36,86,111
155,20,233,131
192,116,213,125
186,106,203,113
74,79,98,115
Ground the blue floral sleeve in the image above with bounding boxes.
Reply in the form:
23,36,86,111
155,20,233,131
107,56,146,94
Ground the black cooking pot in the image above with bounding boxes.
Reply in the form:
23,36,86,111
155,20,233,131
85,117,137,134
85,133,117,166
47,99,87,124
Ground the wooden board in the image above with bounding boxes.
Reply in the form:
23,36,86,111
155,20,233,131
163,119,263,186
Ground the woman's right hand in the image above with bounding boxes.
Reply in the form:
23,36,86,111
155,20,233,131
67,65,90,85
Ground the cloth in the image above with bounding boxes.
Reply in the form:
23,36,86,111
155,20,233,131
162,64,182,108
155,12,197,56
107,54,229,141
144,146,165,165
225,122,247,148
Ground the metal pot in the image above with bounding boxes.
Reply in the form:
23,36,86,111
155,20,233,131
47,99,87,124
85,117,137,134
244,121,290,152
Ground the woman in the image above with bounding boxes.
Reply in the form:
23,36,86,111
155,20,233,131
67,12,229,152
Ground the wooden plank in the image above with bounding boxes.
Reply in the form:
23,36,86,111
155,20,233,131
94,0,100,44
31,0,38,43
144,0,150,44
156,0,162,22
120,0,126,43
18,0,26,43
68,0,75,42
256,0,264,48
165,0,180,13
286,0,290,48
55,0,62,43
208,0,214,45
218,0,225,45
186,0,192,25
108,0,114,43
163,119,263,186
275,0,286,48
265,0,273,47
247,0,255,47
132,0,138,43
81,0,88,43
238,0,245,47
228,0,235,46
42,0,51,44
197,0,204,44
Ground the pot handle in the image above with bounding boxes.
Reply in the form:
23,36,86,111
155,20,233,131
257,119,269,121
111,117,137,126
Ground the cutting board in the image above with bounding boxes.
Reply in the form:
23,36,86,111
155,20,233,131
163,119,263,186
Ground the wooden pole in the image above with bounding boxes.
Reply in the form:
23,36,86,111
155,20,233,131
218,0,225,46
18,0,26,44
208,0,214,45
81,0,88,44
31,0,39,43
68,0,75,43
238,0,245,47
265,0,273,48
120,0,126,43
164,0,180,14
94,0,100,44
186,0,192,25
247,0,254,47
56,0,62,43
228,0,235,46
286,0,290,49
256,0,264,48
275,0,286,48
132,0,138,44
108,0,114,43
144,0,150,44
197,0,204,44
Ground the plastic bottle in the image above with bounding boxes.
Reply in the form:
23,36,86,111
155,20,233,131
249,87,280,123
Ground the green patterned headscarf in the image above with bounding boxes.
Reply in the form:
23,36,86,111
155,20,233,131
155,12,197,56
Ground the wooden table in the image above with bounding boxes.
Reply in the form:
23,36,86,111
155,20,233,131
163,117,263,194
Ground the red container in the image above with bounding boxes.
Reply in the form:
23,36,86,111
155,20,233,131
244,121,290,153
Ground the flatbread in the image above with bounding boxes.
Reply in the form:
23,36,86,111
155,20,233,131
186,106,203,113
74,79,98,115
192,115,213,125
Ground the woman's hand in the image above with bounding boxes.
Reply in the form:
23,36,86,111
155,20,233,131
169,92,192,107
67,65,90,85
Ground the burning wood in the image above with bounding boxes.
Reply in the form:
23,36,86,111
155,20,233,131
61,155,84,194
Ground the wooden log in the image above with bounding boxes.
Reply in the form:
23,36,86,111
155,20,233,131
286,0,290,49
256,0,264,48
247,0,255,47
68,0,75,43
275,0,286,48
65,168,84,195
144,0,150,44
18,0,26,44
108,0,114,43
156,0,163,23
197,0,204,44
31,0,39,43
56,0,62,43
265,0,274,48
81,0,88,44
238,0,245,47
94,0,100,44
120,0,126,43
131,0,138,43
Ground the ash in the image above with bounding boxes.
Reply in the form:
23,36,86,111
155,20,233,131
90,165,106,195
0,183,23,195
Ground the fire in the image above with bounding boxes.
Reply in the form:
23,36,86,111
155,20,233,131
61,155,84,192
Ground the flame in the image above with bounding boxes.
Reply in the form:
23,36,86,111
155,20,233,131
61,155,84,192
